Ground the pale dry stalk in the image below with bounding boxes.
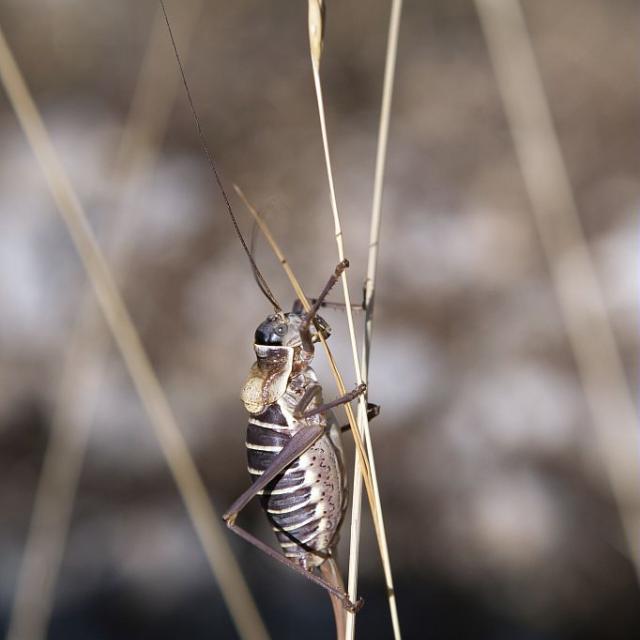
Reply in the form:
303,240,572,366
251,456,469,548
7,8,206,639
475,0,640,578
0,16,268,640
347,1,403,638
308,2,401,637
7,7,202,640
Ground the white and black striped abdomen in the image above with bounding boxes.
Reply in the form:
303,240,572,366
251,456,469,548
246,403,346,569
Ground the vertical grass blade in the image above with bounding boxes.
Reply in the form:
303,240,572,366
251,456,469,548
306,1,381,526
308,3,400,636
6,329,97,640
474,0,640,579
6,5,206,639
347,1,403,638
0,18,269,640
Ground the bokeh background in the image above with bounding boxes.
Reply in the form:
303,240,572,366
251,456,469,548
0,0,638,638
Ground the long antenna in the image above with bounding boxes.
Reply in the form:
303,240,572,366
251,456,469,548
160,1,281,312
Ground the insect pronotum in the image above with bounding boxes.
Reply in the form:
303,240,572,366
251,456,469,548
161,0,380,628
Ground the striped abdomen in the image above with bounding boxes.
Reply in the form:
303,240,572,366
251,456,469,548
246,403,346,569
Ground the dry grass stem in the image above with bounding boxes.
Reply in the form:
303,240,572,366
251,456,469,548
308,0,373,502
6,325,99,640
347,1,403,638
307,0,368,425
0,17,268,640
6,6,211,640
475,0,640,578
309,2,402,637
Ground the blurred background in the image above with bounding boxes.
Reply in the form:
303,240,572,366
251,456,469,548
0,0,638,638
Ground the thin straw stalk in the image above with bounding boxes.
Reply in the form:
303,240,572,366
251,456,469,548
6,325,98,640
6,6,210,640
0,20,268,640
308,3,401,637
347,1,403,638
307,1,369,439
474,0,640,577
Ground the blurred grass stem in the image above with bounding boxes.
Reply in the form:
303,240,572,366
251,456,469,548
0,14,269,640
6,6,210,640
475,0,640,578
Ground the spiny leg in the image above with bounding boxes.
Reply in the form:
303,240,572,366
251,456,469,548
224,424,324,520
293,260,356,351
292,273,367,317
299,259,349,334
226,522,362,612
292,298,365,314
293,382,367,421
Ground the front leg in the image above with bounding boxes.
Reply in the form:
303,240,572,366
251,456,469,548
293,383,367,421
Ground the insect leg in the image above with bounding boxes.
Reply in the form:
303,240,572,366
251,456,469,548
225,523,362,612
340,402,380,432
295,383,367,420
292,383,323,418
292,298,364,313
223,423,363,612
294,275,367,315
300,259,349,333
313,299,365,311
224,424,324,522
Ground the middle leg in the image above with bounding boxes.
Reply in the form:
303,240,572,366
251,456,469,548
339,402,380,432
294,383,367,420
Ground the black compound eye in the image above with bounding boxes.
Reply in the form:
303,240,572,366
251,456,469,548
275,325,286,336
